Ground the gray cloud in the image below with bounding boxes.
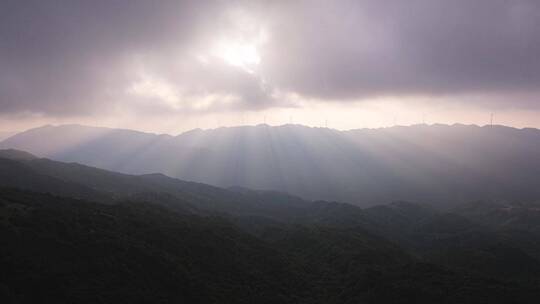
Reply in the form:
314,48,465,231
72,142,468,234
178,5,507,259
1,0,539,117
261,0,540,100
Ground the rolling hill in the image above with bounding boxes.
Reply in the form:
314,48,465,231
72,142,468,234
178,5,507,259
3,124,540,207
2,150,540,303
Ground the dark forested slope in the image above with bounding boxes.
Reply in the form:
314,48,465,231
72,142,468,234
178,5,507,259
2,188,538,304
2,151,540,302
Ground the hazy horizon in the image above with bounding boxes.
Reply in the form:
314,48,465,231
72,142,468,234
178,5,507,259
2,121,539,139
2,1,540,134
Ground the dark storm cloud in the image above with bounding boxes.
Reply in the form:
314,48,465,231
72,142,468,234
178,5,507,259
1,0,539,116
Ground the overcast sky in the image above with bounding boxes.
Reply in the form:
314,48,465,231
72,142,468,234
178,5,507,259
1,0,539,133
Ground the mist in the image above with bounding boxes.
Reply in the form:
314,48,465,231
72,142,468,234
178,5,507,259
2,1,540,303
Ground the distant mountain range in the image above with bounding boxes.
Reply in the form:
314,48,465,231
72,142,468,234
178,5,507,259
2,123,540,206
0,131,16,141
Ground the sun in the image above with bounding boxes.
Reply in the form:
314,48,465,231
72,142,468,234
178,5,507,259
214,39,261,73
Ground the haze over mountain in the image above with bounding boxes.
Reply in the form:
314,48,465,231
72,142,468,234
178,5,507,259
2,1,540,303
3,123,540,207
0,131,16,142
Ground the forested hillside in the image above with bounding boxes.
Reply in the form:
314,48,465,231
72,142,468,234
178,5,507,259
2,151,540,303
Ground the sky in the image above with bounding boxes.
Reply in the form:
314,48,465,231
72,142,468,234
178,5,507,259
1,0,539,134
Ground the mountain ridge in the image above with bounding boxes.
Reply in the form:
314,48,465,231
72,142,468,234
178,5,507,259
2,123,540,207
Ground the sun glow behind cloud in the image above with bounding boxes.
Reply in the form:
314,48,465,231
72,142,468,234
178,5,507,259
207,8,268,74
214,39,261,73
123,7,270,113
